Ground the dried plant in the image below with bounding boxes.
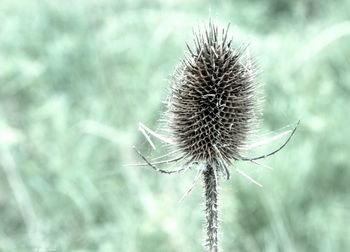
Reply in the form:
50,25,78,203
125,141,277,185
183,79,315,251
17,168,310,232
133,21,298,252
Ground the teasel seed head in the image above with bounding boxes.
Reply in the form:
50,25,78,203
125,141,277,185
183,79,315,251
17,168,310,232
165,22,260,169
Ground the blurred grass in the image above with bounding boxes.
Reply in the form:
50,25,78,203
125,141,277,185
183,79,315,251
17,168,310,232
0,0,349,251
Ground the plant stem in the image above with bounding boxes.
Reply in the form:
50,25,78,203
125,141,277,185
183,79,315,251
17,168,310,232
203,164,218,252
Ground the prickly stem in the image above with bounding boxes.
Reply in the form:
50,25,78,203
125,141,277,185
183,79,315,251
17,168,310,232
204,164,218,252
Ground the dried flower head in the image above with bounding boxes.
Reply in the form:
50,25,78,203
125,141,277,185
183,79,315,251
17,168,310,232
165,22,260,177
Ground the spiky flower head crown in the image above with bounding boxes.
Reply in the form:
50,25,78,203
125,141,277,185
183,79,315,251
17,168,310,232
166,23,260,170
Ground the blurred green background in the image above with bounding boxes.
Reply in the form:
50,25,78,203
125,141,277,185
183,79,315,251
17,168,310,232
0,0,349,251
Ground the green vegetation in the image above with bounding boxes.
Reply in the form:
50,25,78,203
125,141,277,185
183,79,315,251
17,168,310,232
0,0,349,251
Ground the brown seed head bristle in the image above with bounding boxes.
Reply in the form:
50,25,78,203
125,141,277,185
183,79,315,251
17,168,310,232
166,23,259,165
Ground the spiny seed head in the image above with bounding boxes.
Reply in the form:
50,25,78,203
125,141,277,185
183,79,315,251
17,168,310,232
165,22,261,165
